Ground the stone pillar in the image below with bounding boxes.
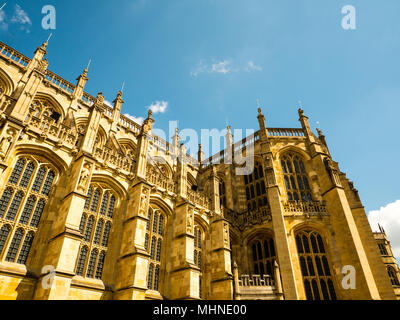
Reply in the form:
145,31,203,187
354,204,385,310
274,261,284,300
114,182,151,300
7,42,49,122
33,155,95,300
258,107,299,300
177,144,188,198
209,165,221,215
233,262,239,300
315,155,383,300
169,202,200,299
111,91,124,133
80,93,105,154
197,144,204,169
135,110,153,180
209,217,233,300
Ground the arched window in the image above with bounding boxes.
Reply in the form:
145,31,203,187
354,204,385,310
146,207,165,291
76,246,88,276
86,249,98,278
378,243,388,256
244,161,268,212
295,230,336,300
219,181,226,208
251,238,276,278
0,225,11,255
0,157,57,265
194,225,204,298
388,266,400,286
76,183,117,280
95,251,106,280
281,153,312,202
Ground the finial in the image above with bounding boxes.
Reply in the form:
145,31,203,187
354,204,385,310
121,81,125,93
0,3,7,10
87,58,92,70
96,92,104,105
148,109,153,119
46,33,53,43
316,128,323,136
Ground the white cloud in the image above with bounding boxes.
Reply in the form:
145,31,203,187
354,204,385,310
104,100,113,107
211,60,232,74
123,113,144,125
191,59,262,77
368,200,400,259
245,60,262,72
148,101,168,114
0,10,7,31
190,60,208,77
11,4,31,33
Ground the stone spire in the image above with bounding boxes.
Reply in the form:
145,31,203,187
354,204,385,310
257,107,267,138
112,90,124,123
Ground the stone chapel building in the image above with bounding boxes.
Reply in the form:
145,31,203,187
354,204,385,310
0,40,398,300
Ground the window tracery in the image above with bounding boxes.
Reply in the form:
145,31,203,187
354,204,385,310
76,184,117,280
194,225,204,298
146,207,165,292
244,161,268,211
281,153,312,202
0,157,57,265
295,230,336,300
251,238,276,277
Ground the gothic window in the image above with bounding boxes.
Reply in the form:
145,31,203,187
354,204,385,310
388,266,400,286
0,225,10,256
251,238,276,278
219,181,226,208
281,153,312,202
76,246,88,276
96,251,106,280
76,183,117,280
146,207,165,291
378,243,388,256
194,225,204,298
28,99,63,124
17,231,34,264
244,161,268,212
86,249,98,278
295,230,336,300
0,157,57,265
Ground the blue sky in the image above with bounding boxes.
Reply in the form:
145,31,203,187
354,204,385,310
0,0,399,218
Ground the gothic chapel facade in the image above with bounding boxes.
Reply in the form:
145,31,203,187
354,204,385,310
0,40,398,300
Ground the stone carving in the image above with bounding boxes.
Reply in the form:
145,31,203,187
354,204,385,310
77,163,91,192
0,135,13,159
0,128,16,160
324,157,341,187
96,92,105,106
187,208,194,233
37,58,48,73
223,222,229,246
139,188,149,214
141,110,154,135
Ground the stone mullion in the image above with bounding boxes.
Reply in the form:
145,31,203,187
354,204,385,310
114,182,151,300
33,155,95,300
208,218,233,300
169,202,200,300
